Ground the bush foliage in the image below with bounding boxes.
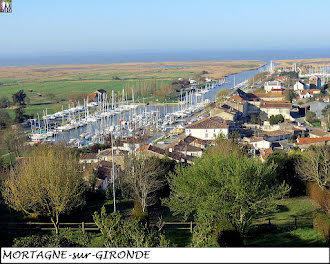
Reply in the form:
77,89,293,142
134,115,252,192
313,210,330,244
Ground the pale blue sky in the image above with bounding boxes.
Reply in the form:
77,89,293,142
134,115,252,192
1,0,330,55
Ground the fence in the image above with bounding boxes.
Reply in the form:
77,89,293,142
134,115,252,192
0,221,196,233
0,216,313,234
252,216,313,230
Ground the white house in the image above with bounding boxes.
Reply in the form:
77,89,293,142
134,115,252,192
185,116,231,140
244,137,272,149
298,89,321,99
293,81,305,91
259,101,292,119
264,81,282,93
260,130,293,142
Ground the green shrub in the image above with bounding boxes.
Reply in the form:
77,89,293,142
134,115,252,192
132,200,149,223
313,210,330,244
269,114,285,125
13,234,79,247
192,220,218,247
192,217,237,247
93,207,168,247
12,228,89,247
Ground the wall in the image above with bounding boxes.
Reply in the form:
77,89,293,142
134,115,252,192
260,107,291,119
186,128,229,139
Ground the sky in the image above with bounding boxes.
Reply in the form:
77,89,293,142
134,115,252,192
1,0,330,55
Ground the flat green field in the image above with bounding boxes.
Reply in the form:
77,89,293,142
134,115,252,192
0,61,264,117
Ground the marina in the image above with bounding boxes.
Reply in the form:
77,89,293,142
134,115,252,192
27,62,272,146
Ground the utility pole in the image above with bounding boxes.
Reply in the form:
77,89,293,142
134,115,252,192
111,133,116,213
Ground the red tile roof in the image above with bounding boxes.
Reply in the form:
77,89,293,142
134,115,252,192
136,145,150,152
300,89,320,95
295,137,330,145
228,94,247,104
253,92,284,98
260,100,292,108
80,153,98,160
260,148,273,160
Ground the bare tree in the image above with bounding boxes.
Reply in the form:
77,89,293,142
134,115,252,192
0,125,27,158
296,146,330,189
2,144,85,234
123,153,166,212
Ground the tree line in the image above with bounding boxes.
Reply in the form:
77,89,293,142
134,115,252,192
0,136,328,247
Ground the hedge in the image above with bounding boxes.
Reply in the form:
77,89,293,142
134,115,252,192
306,182,330,213
313,210,330,244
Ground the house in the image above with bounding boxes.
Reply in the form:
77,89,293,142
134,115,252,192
295,137,330,149
79,153,99,164
294,81,305,91
259,130,293,142
309,129,330,138
259,101,292,119
309,76,321,89
89,89,107,101
112,137,146,153
96,89,107,96
260,148,273,162
210,104,240,121
298,89,321,99
185,116,231,139
264,81,282,93
137,144,194,163
318,95,330,103
183,135,214,149
172,144,203,157
226,94,249,117
253,92,285,101
243,137,272,149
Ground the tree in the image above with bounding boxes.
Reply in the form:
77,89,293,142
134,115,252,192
216,89,231,104
321,105,330,117
123,153,166,213
0,110,11,130
295,146,330,189
250,114,261,125
284,89,298,103
68,93,89,104
269,114,284,125
12,90,26,106
14,107,32,123
0,125,27,157
0,96,12,108
229,131,240,143
164,149,289,236
2,144,85,234
266,151,305,197
306,111,317,124
93,207,169,247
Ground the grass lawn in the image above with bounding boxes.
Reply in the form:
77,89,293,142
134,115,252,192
158,196,326,247
244,196,326,247
165,230,192,247
245,227,325,247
